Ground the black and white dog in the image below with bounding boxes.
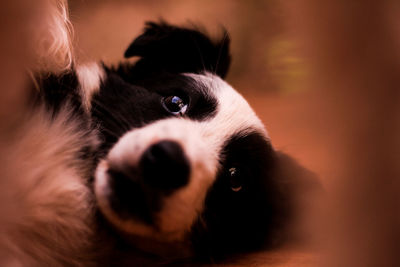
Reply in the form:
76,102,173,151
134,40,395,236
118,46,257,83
6,11,318,266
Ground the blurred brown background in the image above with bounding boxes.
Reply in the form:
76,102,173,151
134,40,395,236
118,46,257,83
69,1,400,266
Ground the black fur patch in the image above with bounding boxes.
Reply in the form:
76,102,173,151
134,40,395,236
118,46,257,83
190,131,290,259
124,21,231,78
91,71,218,154
33,71,84,118
29,70,97,177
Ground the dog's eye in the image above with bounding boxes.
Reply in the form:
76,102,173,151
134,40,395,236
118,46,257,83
229,167,242,192
162,96,188,115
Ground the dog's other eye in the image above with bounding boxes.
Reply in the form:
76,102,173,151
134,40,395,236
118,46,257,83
162,96,188,115
229,167,242,192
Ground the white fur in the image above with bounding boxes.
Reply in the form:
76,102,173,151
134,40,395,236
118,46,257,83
77,62,105,112
94,73,268,241
191,73,268,140
33,0,74,73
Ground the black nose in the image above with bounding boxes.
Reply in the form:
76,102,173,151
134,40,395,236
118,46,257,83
139,140,190,191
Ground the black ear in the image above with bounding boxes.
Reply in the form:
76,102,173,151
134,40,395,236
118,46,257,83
124,21,231,78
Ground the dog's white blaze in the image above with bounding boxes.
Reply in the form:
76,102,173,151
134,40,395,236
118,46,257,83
99,120,217,241
191,73,268,141
76,62,105,112
95,73,268,241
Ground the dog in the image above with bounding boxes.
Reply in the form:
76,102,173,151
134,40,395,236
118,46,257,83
0,2,319,266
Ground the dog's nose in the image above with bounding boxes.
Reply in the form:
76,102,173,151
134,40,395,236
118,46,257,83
139,140,190,191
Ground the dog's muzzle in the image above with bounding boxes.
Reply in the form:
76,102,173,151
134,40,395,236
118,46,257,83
106,140,190,223
95,118,218,241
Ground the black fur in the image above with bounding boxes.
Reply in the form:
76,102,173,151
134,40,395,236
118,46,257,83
31,71,97,168
124,22,231,78
33,71,84,118
191,132,292,259
91,71,218,155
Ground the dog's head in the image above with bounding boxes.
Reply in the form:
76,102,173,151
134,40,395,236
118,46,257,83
89,22,308,259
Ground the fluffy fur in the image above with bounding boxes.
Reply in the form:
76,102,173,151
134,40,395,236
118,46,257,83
0,108,95,266
0,1,319,266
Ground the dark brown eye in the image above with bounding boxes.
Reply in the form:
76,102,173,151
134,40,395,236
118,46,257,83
229,167,242,192
162,96,188,115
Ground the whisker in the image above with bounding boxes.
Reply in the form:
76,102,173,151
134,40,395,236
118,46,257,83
214,29,229,77
187,26,208,75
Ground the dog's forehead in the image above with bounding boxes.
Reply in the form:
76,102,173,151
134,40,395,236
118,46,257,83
186,73,268,139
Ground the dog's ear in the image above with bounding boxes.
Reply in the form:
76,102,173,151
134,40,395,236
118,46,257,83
124,21,231,78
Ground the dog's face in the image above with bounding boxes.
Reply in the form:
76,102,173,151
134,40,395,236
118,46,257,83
90,22,290,258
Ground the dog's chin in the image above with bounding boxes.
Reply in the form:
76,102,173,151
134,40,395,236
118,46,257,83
94,160,190,243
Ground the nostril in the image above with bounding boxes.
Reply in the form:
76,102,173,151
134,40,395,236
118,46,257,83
139,140,190,191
